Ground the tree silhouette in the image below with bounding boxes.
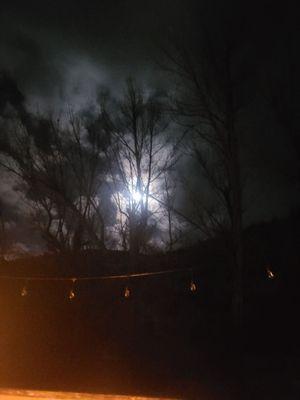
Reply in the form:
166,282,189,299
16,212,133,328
161,10,258,326
90,79,179,253
0,110,109,253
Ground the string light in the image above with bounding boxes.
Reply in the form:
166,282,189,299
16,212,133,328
266,267,275,280
124,286,131,298
190,280,197,292
68,278,77,301
189,268,197,292
0,267,204,300
0,264,280,302
21,284,28,297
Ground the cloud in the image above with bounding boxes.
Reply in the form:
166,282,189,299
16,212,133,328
0,0,298,253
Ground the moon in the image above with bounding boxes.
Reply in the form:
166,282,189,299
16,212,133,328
131,190,143,203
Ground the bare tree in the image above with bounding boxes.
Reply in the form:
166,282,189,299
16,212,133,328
92,79,179,253
161,15,257,326
0,112,109,253
159,172,186,251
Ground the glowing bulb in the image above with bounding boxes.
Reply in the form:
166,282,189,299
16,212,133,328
69,289,76,300
68,278,77,300
266,268,275,280
124,286,130,298
21,286,28,297
190,280,197,292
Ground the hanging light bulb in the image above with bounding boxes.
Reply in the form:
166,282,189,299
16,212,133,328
266,267,275,280
190,280,197,292
69,288,76,300
21,284,28,297
68,278,77,300
124,286,130,298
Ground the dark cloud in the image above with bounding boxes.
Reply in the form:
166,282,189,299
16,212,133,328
1,0,295,106
0,0,188,107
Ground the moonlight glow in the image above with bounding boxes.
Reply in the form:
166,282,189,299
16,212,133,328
130,190,144,203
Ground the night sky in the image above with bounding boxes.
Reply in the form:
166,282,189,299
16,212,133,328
0,0,299,254
1,4,300,398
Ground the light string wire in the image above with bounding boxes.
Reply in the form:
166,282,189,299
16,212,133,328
0,267,198,282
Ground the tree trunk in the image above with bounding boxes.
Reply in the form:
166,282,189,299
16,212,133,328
226,75,244,332
229,125,244,334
